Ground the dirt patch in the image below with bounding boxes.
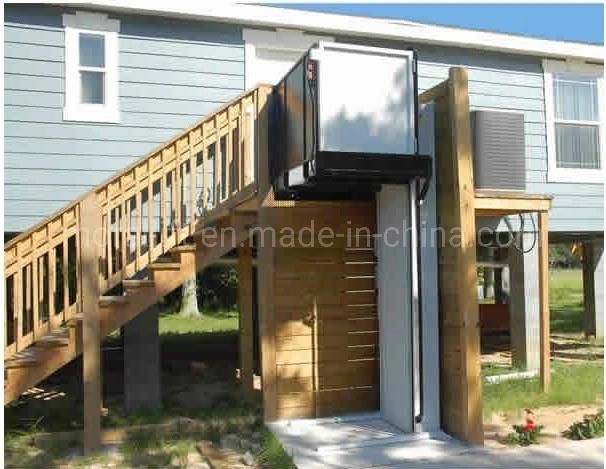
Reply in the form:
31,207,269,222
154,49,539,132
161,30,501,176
484,404,602,449
481,334,604,367
481,333,604,382
170,382,238,410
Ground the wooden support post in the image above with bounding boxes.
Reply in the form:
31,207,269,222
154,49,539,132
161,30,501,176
80,194,102,453
422,68,483,444
447,67,483,444
255,89,278,421
581,240,604,338
582,241,596,338
238,242,254,393
538,210,550,392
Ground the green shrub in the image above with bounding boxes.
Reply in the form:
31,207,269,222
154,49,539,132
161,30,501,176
162,265,239,312
563,409,604,440
505,424,544,446
198,265,239,310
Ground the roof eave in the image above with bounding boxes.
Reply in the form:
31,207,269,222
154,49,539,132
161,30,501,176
73,2,604,62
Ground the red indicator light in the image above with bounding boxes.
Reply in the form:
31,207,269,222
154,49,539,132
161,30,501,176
307,60,317,81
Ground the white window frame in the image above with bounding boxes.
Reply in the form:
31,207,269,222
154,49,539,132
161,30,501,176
63,11,120,123
543,59,604,183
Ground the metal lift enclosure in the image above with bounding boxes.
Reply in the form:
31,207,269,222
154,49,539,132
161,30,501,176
269,41,432,199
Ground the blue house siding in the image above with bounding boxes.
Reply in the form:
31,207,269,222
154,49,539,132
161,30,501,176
333,36,603,233
416,46,603,234
4,4,245,232
4,7,602,234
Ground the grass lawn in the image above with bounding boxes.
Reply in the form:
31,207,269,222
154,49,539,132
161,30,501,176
483,360,603,417
550,268,585,335
3,304,297,469
159,309,239,334
483,268,604,417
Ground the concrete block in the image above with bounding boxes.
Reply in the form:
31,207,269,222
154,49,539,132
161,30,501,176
123,304,161,411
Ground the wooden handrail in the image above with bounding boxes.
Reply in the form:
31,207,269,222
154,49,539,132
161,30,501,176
4,84,272,360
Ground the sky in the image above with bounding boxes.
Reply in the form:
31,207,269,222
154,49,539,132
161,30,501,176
279,4,604,44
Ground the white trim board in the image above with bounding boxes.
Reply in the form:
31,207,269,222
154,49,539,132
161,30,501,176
418,102,441,433
376,184,414,432
542,59,604,184
76,2,603,62
243,28,333,89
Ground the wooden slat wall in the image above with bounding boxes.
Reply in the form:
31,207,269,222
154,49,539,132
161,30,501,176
420,67,483,444
273,204,379,419
260,201,379,420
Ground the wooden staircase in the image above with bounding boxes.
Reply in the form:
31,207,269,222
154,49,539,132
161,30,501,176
4,85,271,405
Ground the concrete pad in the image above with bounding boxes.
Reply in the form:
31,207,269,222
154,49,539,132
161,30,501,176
270,413,429,453
270,414,604,469
269,413,469,469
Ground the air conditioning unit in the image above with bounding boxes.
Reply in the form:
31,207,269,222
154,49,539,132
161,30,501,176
471,110,526,192
269,41,431,199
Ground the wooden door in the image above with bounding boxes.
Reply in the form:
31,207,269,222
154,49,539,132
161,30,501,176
269,201,380,419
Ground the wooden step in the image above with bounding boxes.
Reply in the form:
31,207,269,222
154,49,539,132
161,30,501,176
170,244,197,253
122,279,155,288
5,352,39,369
170,244,197,262
35,332,70,348
148,261,181,271
123,279,156,296
99,296,129,307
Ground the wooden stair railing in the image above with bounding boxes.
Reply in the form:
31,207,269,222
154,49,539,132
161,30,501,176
4,85,271,402
4,215,255,404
